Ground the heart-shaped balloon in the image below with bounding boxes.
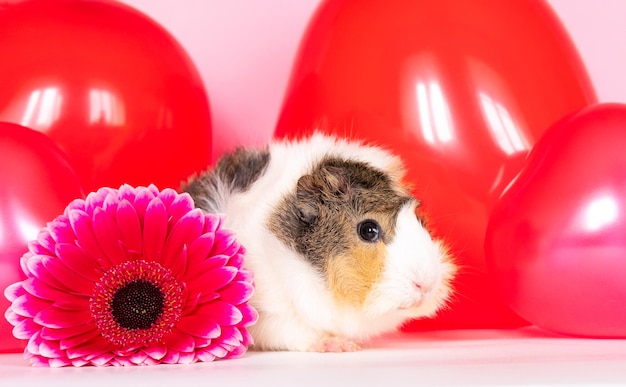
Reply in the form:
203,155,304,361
0,0,211,192
0,122,84,352
486,103,626,338
275,0,597,328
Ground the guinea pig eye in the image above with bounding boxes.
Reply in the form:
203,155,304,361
357,220,380,242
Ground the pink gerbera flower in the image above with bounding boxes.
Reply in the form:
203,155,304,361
4,184,257,367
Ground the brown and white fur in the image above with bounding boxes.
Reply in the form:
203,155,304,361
183,134,455,352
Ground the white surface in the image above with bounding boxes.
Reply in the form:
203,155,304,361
2,328,626,386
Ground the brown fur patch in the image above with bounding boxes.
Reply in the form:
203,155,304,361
183,147,270,213
326,242,387,307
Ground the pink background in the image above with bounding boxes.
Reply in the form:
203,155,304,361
118,0,626,157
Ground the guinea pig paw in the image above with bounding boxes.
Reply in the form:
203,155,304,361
309,337,362,353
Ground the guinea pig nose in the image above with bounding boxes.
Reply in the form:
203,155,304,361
413,281,433,295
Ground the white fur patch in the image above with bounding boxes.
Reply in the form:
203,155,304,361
365,203,453,318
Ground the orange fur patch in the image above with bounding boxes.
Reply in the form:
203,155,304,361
326,243,386,307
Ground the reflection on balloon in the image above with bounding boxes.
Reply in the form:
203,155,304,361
479,92,530,156
0,122,84,353
486,103,626,338
0,0,212,192
276,0,597,328
415,81,455,145
88,89,126,126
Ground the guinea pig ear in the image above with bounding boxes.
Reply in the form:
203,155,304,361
295,166,353,224
295,174,321,224
318,165,352,199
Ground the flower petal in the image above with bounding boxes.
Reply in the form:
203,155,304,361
118,184,137,203
205,343,229,358
26,255,66,290
219,281,254,305
177,351,195,364
28,240,51,256
5,307,26,326
238,303,259,326
211,229,241,256
68,209,108,265
71,358,90,367
49,357,72,368
84,189,110,214
194,336,212,349
91,207,126,266
35,307,92,329
176,315,221,339
129,351,149,365
133,187,156,223
227,252,246,270
65,197,86,213
197,291,221,306
167,192,195,226
39,339,63,358
28,355,50,367
13,318,41,340
169,245,189,283
48,216,76,244
4,282,25,302
185,253,228,283
40,324,94,340
202,213,223,234
54,243,102,282
142,343,168,361
102,190,119,213
142,197,168,261
36,229,56,255
241,327,254,346
59,328,101,351
108,356,132,367
235,269,254,284
188,266,237,293
21,278,68,302
186,233,216,263
52,294,90,311
65,335,111,360
26,330,43,355
116,199,142,257
162,351,180,364
224,343,248,359
12,294,52,318
163,329,195,353
196,349,216,363
41,256,95,296
219,326,244,347
161,209,204,267
157,187,177,209
88,353,115,367
146,184,160,196
196,301,243,326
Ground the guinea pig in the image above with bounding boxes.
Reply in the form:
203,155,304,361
182,133,455,352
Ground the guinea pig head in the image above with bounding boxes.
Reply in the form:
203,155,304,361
267,156,455,320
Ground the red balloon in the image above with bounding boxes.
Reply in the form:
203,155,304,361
0,122,84,353
0,0,211,192
486,103,626,338
275,0,597,328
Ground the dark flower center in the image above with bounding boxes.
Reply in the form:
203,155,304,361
91,260,183,347
111,279,165,330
